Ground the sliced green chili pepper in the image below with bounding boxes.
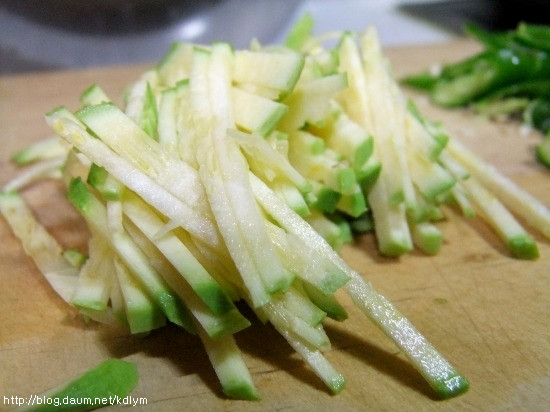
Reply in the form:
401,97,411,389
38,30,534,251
477,79,550,102
401,21,550,165
514,22,550,52
430,48,550,106
464,23,514,50
524,99,550,134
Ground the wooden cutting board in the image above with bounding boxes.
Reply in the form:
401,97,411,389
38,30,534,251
0,40,549,412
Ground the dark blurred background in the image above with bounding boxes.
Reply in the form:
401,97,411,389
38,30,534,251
1,0,549,74
400,0,550,32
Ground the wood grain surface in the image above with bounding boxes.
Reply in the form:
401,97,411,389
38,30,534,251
1,40,549,412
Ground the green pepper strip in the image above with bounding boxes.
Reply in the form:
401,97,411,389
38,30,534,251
514,22,550,53
431,48,550,107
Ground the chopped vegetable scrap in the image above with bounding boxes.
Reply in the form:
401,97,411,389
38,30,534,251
3,14,550,402
12,359,138,412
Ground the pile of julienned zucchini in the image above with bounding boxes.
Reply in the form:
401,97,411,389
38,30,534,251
1,14,549,401
402,22,550,168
